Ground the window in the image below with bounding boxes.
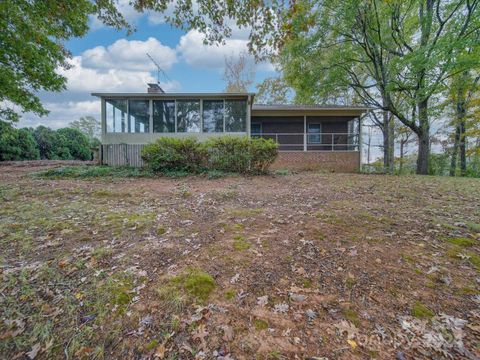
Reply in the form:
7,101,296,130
128,100,150,133
225,100,247,132
203,100,224,132
153,100,175,133
308,123,321,144
251,123,262,137
177,100,200,132
106,99,127,133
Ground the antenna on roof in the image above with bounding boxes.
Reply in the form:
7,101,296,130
146,53,170,84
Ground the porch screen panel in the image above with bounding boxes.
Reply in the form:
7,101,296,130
106,99,127,133
177,100,200,132
225,100,247,132
203,100,224,132
153,100,175,132
128,100,150,133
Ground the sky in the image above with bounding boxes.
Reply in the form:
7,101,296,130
18,4,276,130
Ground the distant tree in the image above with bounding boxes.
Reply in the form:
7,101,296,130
57,128,92,160
223,51,255,93
69,116,101,140
0,1,129,124
0,121,39,160
255,77,292,104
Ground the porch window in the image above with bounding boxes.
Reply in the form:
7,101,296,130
307,123,321,144
225,100,247,132
251,123,262,137
203,100,224,132
106,99,127,133
153,100,175,133
177,100,200,132
128,100,150,133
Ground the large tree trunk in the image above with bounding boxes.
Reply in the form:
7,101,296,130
382,111,395,174
400,140,405,174
450,124,460,176
460,120,466,176
416,100,430,175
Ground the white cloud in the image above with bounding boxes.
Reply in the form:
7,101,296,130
178,30,249,69
177,29,275,72
82,37,177,71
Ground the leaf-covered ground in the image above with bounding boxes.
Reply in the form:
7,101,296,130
1,163,480,359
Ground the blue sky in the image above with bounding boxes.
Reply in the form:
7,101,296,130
20,6,276,129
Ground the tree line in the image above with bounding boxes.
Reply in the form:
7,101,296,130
0,117,100,161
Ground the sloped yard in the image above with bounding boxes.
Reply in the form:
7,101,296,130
1,163,480,359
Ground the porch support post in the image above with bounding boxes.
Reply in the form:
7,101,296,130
303,115,307,151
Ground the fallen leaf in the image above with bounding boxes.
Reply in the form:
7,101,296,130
26,343,41,359
154,344,166,358
221,325,234,341
257,295,268,307
347,339,357,349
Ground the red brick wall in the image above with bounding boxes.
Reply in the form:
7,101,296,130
270,151,360,173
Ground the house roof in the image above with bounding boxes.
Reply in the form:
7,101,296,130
91,92,255,98
251,104,372,117
251,104,372,111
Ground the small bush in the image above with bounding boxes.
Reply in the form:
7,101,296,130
203,136,278,174
141,137,206,173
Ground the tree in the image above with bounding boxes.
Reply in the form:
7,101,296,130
0,121,39,161
448,69,480,176
70,116,101,147
57,128,92,160
223,51,255,93
32,126,62,160
255,77,292,104
0,1,128,124
276,0,480,174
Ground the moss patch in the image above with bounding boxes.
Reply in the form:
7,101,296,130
170,268,216,302
253,318,269,330
411,301,434,319
343,308,361,327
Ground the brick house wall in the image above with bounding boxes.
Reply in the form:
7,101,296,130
270,151,360,173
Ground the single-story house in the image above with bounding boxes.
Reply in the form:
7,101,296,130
92,85,370,172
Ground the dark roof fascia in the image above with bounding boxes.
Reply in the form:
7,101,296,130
91,92,255,98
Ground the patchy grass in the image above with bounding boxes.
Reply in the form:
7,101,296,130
233,235,251,251
467,222,480,233
161,269,216,304
446,237,476,247
34,165,155,179
1,164,480,359
411,301,435,319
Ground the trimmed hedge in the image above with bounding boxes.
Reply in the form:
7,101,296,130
141,136,278,174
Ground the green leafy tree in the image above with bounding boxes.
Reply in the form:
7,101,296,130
57,128,92,160
0,121,39,160
276,0,480,174
0,1,129,123
32,126,62,160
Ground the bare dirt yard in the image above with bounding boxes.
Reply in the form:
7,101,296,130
1,162,480,359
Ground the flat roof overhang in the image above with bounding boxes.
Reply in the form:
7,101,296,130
251,109,371,117
91,92,255,99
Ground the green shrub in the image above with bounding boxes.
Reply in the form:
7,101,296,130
142,136,278,175
141,137,206,173
203,136,278,174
